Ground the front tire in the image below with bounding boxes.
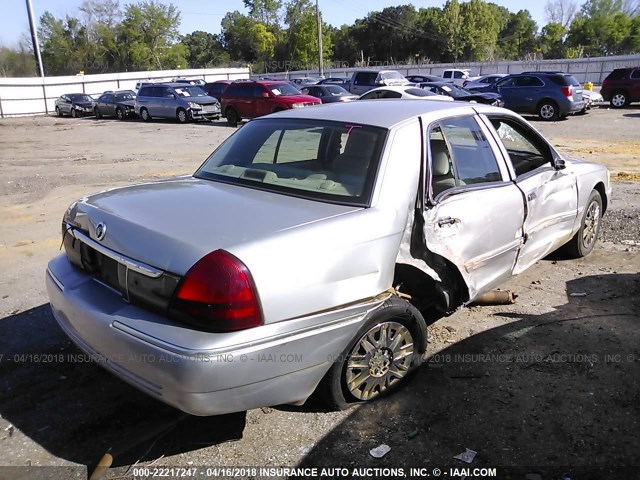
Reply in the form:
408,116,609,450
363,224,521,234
319,297,425,410
140,108,151,122
71,108,78,118
116,107,124,120
562,190,603,258
55,106,62,117
176,107,189,124
94,107,102,119
610,91,628,108
538,101,559,121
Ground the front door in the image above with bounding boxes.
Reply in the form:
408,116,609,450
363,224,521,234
482,115,578,273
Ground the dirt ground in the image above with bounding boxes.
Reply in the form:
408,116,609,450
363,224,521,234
0,106,639,480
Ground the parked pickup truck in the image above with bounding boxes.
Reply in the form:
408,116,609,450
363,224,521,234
47,100,610,415
345,70,410,96
442,69,480,86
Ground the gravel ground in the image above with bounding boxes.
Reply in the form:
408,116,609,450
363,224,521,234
0,106,639,479
600,182,640,245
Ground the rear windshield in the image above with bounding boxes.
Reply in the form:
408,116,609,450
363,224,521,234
406,88,438,97
195,119,388,206
605,69,629,80
548,74,580,86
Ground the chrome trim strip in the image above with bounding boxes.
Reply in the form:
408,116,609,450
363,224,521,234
112,296,386,357
47,268,64,292
69,227,163,278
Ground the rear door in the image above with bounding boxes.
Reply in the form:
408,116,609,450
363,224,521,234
423,115,525,299
103,94,115,116
481,114,578,273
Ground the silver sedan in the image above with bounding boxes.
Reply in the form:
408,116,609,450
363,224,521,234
47,100,611,415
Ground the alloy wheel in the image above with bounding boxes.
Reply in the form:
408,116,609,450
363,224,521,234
344,321,414,401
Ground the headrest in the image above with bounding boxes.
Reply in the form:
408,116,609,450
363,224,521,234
430,139,451,176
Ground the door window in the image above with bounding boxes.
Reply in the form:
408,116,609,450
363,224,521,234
429,116,502,197
488,117,552,177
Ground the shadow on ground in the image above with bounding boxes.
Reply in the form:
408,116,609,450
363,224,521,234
298,273,640,479
0,305,246,470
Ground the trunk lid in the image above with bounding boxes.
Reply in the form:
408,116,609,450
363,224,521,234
67,177,359,275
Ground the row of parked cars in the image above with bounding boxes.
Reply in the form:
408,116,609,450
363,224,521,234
53,67,638,127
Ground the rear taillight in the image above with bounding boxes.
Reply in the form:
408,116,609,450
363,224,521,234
169,250,262,332
561,86,572,97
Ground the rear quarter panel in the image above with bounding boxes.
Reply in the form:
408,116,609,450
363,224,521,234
228,120,422,324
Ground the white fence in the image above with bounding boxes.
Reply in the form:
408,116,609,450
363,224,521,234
268,54,640,85
0,67,250,117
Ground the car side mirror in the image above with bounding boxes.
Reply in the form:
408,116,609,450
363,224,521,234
554,158,566,170
262,92,270,98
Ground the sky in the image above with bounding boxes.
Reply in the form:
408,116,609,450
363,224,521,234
0,0,548,48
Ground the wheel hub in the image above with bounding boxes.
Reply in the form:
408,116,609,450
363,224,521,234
368,348,392,377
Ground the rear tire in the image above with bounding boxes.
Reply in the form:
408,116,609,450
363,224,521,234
610,91,628,108
562,190,603,258
225,107,239,127
140,108,151,122
538,101,559,121
319,296,426,411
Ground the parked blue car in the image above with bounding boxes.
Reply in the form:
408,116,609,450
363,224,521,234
478,72,585,121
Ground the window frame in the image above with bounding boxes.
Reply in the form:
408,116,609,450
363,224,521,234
478,113,560,181
425,114,512,204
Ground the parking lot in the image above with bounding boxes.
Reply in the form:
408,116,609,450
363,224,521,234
0,106,639,478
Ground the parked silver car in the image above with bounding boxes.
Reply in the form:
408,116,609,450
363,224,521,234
47,101,611,415
135,83,221,123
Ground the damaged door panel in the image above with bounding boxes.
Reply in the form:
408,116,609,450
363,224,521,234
481,115,579,273
397,115,526,304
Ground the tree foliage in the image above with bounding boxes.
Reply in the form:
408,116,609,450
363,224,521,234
4,0,637,77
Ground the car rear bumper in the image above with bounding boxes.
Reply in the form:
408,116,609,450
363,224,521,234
46,254,380,415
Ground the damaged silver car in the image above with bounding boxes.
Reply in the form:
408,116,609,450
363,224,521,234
46,100,611,415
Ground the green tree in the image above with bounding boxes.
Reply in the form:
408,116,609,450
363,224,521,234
243,0,282,26
498,10,538,59
181,31,229,67
436,0,465,62
0,40,37,77
461,0,502,61
117,0,186,70
539,22,567,57
284,0,332,70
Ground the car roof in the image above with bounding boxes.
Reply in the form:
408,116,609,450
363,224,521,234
162,82,206,88
266,99,495,129
366,86,420,93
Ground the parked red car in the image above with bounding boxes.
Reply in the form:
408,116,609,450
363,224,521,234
221,81,321,126
601,67,640,108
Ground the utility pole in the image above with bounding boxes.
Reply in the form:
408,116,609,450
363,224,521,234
26,0,45,77
316,0,324,78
